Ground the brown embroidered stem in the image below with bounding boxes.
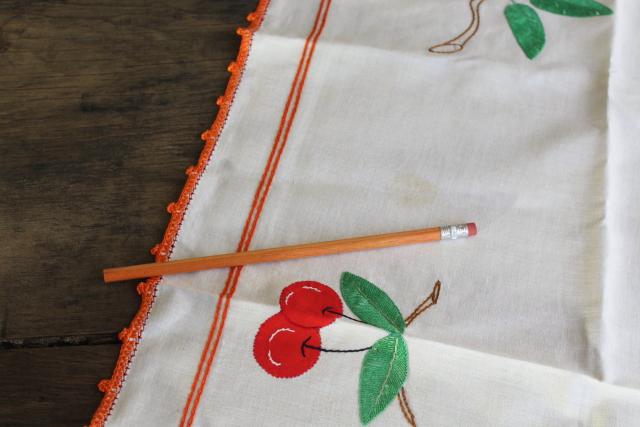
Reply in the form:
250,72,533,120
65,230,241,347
395,281,441,426
404,280,441,327
429,0,486,54
398,387,417,427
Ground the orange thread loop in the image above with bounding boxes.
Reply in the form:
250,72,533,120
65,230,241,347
215,96,224,106
185,166,196,176
136,281,148,295
166,202,176,214
136,281,151,296
118,328,137,343
246,12,256,22
201,130,213,141
227,61,237,73
97,379,111,393
149,244,161,256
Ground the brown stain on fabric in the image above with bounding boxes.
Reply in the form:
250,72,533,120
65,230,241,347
392,174,438,207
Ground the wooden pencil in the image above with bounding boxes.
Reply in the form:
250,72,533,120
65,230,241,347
103,223,476,283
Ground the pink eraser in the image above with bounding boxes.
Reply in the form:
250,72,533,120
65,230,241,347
467,223,477,236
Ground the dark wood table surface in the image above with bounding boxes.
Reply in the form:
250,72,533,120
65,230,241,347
0,1,257,425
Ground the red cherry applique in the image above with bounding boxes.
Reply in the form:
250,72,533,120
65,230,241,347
279,281,343,328
253,274,442,426
253,312,321,378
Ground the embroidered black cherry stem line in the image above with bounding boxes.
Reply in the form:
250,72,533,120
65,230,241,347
300,337,371,357
428,0,486,54
323,307,370,325
404,280,441,327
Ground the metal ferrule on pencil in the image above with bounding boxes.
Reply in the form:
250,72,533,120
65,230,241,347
440,224,472,240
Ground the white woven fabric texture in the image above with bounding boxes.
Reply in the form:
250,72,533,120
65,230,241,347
97,0,640,425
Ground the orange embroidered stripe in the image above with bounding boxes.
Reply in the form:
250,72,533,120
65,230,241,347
178,3,327,423
244,0,331,248
88,1,271,426
178,1,326,421
176,6,327,421
180,1,333,425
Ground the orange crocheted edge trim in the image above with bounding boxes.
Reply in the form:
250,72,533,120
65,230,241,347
88,1,271,425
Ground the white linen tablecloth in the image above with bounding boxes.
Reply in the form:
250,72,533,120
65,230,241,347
91,0,640,425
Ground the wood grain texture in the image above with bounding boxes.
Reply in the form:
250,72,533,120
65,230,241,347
0,0,257,337
0,0,257,425
0,345,120,426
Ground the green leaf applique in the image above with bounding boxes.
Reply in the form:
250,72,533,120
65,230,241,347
504,3,546,59
340,272,405,334
359,334,409,425
530,0,613,17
